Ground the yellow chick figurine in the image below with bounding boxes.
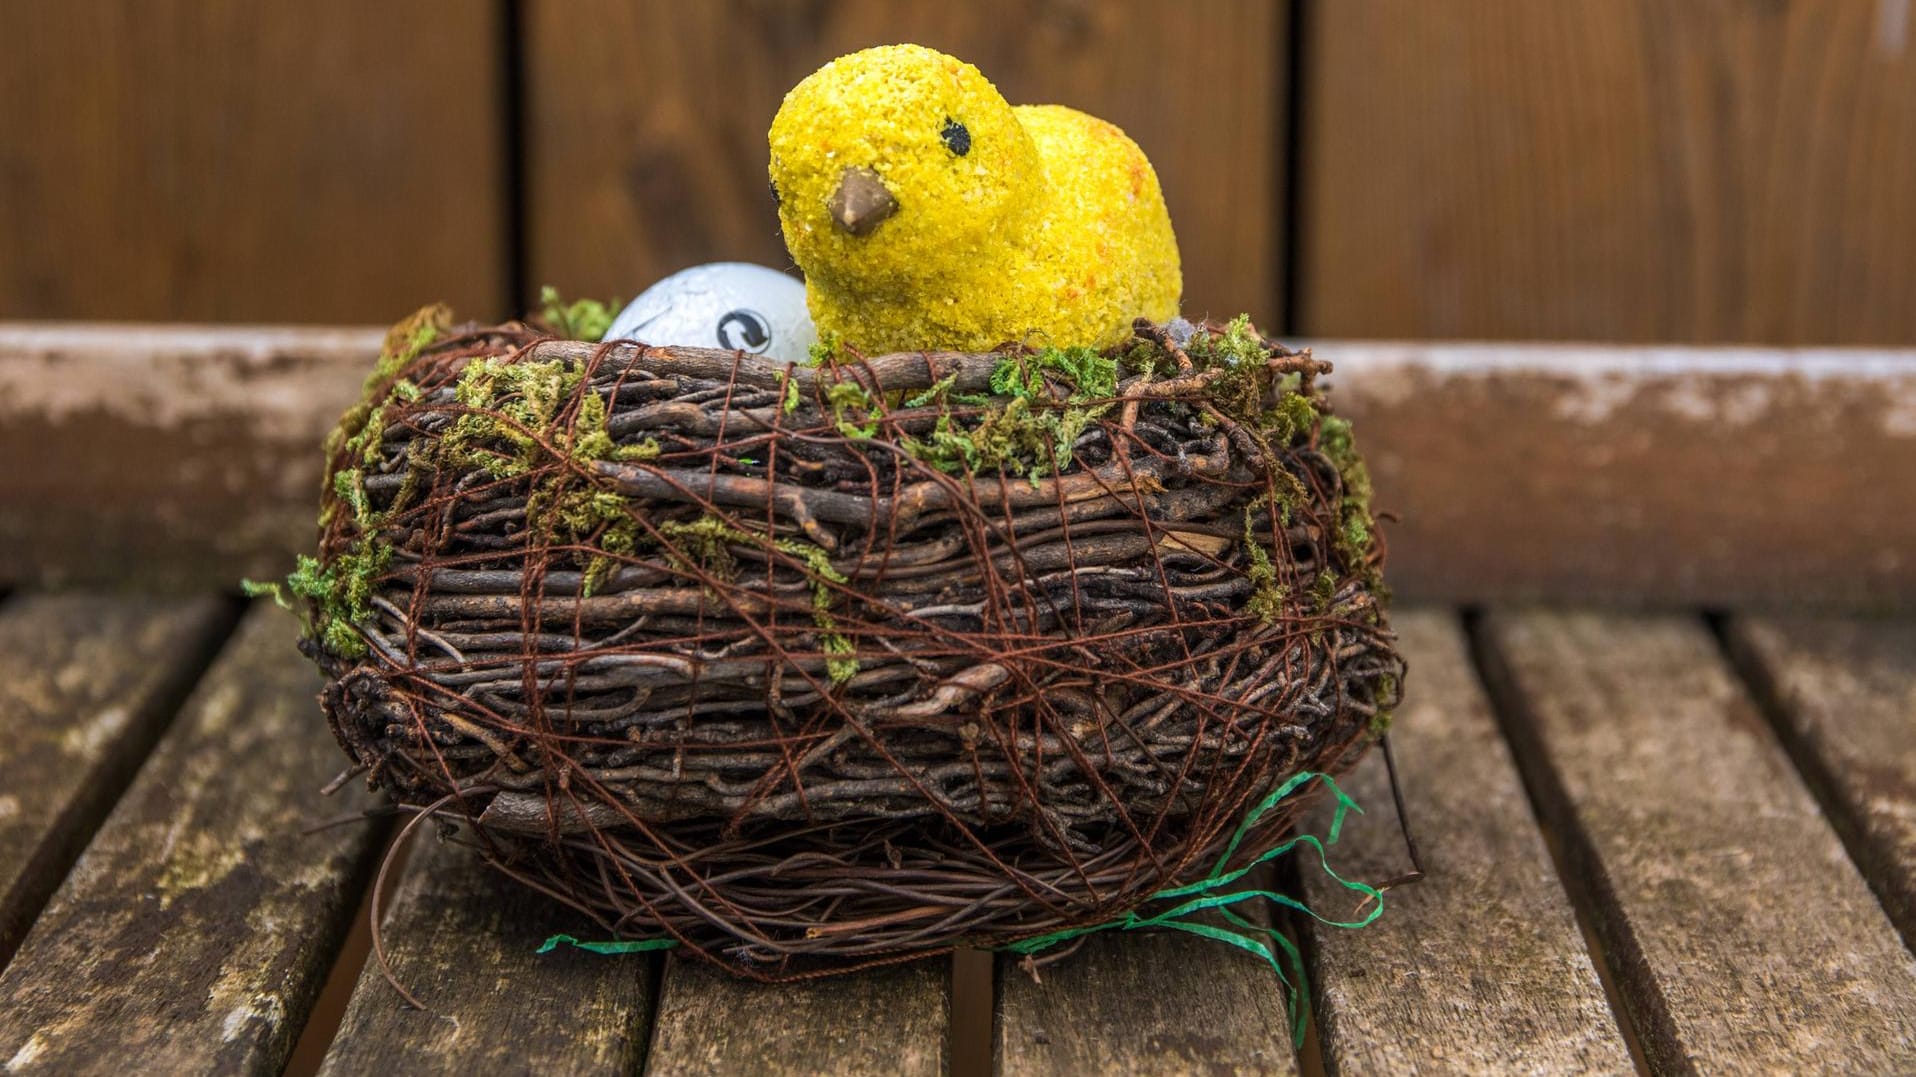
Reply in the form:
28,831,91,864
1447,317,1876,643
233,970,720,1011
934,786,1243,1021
769,44,1181,354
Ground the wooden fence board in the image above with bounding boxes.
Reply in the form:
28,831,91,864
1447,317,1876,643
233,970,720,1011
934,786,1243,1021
524,0,1283,327
0,1,507,322
1301,610,1631,1075
1476,610,1916,1072
1302,1,1916,344
0,604,382,1076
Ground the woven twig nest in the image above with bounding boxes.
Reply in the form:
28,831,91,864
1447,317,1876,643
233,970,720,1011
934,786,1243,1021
295,306,1403,977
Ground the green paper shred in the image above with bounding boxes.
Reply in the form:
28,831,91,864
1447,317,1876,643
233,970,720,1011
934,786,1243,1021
537,934,679,957
533,770,1384,1049
1001,770,1383,1046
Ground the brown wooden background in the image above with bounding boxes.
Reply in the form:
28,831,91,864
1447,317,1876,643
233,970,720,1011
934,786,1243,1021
8,0,1914,344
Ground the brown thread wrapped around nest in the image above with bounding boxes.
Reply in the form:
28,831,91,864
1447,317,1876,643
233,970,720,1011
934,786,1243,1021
298,308,1404,979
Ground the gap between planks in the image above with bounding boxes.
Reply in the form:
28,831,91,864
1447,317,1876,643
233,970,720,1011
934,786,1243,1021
0,593,244,974
0,602,386,1076
1470,608,1916,1072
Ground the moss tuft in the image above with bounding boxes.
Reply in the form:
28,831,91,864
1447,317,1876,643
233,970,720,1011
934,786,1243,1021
539,285,619,341
1242,509,1289,625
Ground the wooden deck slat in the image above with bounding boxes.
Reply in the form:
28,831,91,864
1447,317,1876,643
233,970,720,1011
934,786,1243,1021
0,594,232,969
1477,610,1916,1071
643,954,948,1077
0,604,383,1076
1300,610,1633,1074
318,838,656,1075
995,919,1296,1075
1726,614,1916,948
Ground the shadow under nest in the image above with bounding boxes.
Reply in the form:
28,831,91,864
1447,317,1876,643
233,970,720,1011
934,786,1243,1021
297,306,1404,979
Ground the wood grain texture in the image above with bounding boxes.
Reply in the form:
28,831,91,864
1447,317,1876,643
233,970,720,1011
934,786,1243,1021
0,1,506,322
1476,610,1916,1072
996,926,1296,1075
0,595,232,970
0,604,382,1076
1302,1,1916,344
1329,342,1916,608
0,323,375,589
318,838,655,1075
644,954,947,1077
524,0,1283,327
1300,610,1632,1075
1726,614,1916,948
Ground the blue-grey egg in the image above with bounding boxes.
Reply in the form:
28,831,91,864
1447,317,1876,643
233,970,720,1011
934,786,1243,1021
601,262,817,365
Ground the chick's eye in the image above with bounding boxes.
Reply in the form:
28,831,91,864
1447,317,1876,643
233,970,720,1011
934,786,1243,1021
940,118,971,156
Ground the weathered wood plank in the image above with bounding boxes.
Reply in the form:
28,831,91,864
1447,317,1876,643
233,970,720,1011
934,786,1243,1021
524,0,1283,327
1726,614,1916,948
318,837,655,1074
1477,610,1916,1072
0,324,374,590
1303,1,1916,345
1332,343,1916,607
996,922,1296,1075
7,327,1915,609
0,594,233,969
1300,610,1632,1075
0,1,506,322
644,954,948,1077
0,604,382,1076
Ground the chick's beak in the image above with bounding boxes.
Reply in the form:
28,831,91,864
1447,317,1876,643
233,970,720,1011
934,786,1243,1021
828,167,898,237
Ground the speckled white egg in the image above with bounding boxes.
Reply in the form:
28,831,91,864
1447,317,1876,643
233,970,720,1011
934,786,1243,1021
601,262,816,365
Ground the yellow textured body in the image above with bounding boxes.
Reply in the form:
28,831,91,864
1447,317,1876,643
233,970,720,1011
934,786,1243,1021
769,45,1181,353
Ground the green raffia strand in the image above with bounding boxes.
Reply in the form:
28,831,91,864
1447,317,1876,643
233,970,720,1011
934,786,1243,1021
1000,771,1383,1047
532,771,1381,1048
537,934,679,956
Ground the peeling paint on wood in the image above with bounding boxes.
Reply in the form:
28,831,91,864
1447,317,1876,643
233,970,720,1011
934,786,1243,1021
0,324,375,590
0,603,382,1075
1301,610,1632,1075
1477,610,1916,1072
1330,344,1916,609
6,328,1914,607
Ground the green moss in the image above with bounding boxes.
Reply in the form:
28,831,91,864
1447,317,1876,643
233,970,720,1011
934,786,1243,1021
1185,314,1266,368
1312,569,1338,611
1242,509,1289,625
988,345,1117,404
904,372,957,408
902,395,1086,485
653,517,859,685
539,285,619,341
1367,672,1400,736
806,330,843,367
324,304,450,475
1317,414,1381,586
826,379,882,438
900,345,1116,484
